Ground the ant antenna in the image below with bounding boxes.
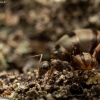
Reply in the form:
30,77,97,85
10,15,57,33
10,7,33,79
25,54,43,64
93,43,100,57
28,54,43,63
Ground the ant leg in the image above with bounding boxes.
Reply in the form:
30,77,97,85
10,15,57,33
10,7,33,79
44,63,58,82
93,43,100,57
70,45,78,62
70,66,78,78
47,66,55,79
71,45,78,55
62,53,68,61
43,65,55,88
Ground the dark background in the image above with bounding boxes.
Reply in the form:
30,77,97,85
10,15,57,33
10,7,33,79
0,0,100,73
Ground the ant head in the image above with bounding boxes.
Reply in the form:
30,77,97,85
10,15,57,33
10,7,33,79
41,61,50,70
39,61,50,76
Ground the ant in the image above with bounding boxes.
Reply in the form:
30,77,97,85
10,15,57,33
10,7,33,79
26,54,72,79
27,43,100,81
24,29,100,83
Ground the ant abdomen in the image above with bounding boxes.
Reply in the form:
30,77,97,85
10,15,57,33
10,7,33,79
55,29,100,55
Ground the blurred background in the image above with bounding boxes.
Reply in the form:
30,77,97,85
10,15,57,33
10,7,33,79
0,0,100,73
